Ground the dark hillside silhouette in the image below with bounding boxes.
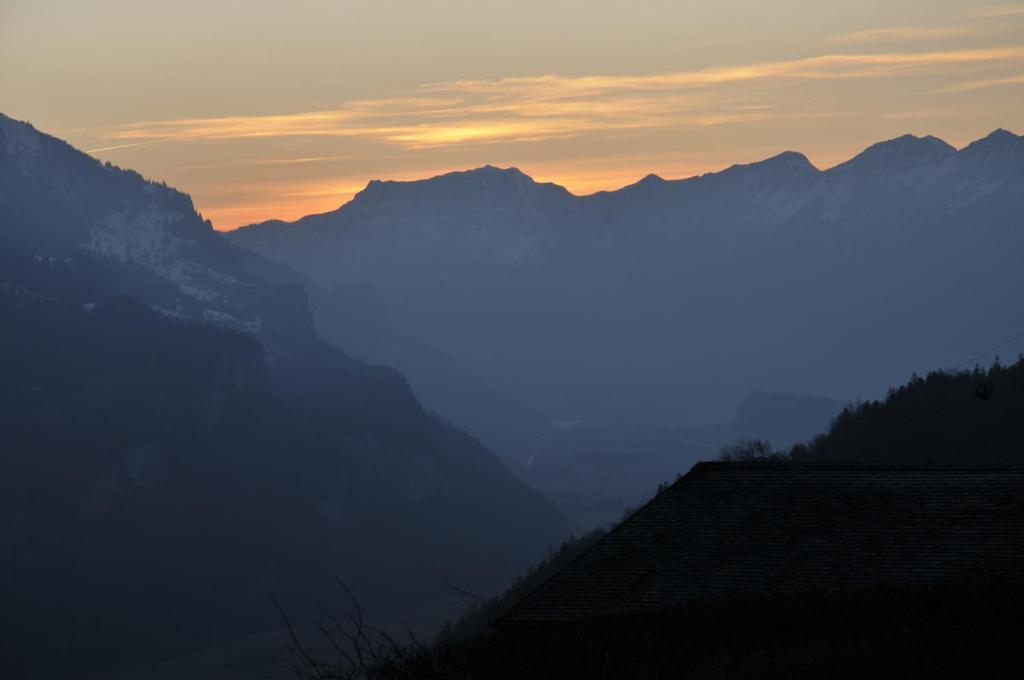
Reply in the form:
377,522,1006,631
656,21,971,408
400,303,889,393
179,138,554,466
294,361,1024,678
0,264,563,676
0,115,566,678
293,461,1024,679
498,464,1024,626
793,357,1024,464
294,582,1024,680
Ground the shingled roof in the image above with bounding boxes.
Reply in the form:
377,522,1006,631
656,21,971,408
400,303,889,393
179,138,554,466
496,463,1024,627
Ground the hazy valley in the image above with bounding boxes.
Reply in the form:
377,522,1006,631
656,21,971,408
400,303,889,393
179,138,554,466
1,111,1022,677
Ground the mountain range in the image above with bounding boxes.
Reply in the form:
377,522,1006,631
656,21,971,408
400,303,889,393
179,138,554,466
230,130,1024,437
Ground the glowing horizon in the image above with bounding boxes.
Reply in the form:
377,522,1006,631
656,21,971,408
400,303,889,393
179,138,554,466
2,0,1022,229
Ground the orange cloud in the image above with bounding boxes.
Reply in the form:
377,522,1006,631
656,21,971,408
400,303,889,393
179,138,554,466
828,26,970,44
88,46,1024,152
79,44,1024,229
427,47,1024,96
940,74,1024,92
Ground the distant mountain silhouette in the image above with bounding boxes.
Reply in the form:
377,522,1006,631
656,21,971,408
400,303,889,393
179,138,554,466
0,113,565,677
230,130,1024,428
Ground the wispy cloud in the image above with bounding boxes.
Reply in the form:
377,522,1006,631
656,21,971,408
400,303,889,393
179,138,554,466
86,46,1024,153
110,110,366,142
879,110,943,119
425,47,1024,95
86,139,165,153
973,4,1024,18
180,155,353,170
940,74,1024,92
828,26,969,44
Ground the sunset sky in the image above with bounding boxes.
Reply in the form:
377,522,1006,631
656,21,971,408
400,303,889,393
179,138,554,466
2,0,1022,229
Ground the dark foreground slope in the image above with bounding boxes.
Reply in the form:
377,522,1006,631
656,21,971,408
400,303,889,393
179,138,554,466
302,582,1023,680
0,115,565,677
295,359,1024,679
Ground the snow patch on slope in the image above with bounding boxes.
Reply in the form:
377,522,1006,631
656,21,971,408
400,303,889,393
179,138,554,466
202,309,262,334
84,209,224,302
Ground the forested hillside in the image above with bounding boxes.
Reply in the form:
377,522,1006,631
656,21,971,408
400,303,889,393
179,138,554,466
792,357,1024,464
